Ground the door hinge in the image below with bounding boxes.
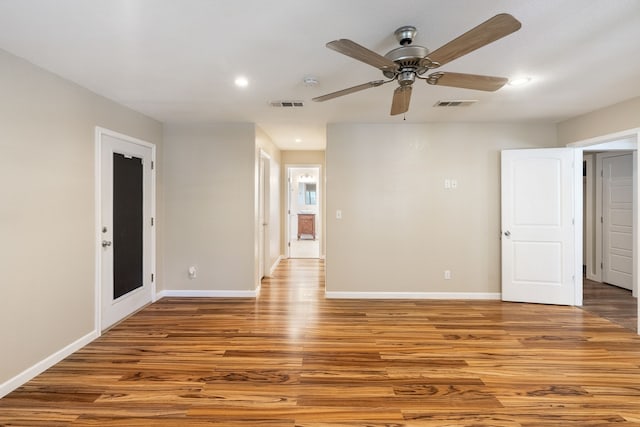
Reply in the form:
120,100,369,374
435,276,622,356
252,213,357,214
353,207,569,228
601,169,603,177
151,217,154,226
151,273,154,282
601,216,603,223
288,242,291,247
572,218,575,225
151,161,154,170
601,262,603,269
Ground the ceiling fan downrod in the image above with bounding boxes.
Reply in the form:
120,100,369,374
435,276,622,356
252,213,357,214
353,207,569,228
394,25,417,45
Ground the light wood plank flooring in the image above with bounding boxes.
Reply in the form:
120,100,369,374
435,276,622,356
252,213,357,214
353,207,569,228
2,259,640,426
582,278,637,332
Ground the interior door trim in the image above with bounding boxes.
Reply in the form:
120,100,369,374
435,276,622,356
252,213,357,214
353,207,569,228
94,126,156,334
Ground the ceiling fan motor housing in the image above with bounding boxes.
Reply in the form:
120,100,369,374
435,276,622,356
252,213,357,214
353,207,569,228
383,45,431,79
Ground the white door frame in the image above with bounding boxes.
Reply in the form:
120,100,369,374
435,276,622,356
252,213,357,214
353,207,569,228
95,127,156,333
584,154,598,282
258,150,271,281
285,164,322,258
568,127,639,334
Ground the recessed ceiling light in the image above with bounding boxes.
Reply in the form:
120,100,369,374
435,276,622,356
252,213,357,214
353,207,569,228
295,138,302,143
508,76,532,86
234,76,249,88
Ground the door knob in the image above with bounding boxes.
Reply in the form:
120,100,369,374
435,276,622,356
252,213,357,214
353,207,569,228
102,240,112,247
504,231,511,237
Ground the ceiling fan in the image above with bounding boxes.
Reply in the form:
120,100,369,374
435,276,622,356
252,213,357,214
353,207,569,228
312,13,522,115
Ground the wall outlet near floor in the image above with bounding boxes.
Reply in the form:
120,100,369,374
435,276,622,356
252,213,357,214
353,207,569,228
188,266,197,279
444,270,451,280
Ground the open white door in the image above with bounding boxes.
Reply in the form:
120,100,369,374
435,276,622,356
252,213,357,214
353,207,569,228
501,148,577,305
601,153,634,290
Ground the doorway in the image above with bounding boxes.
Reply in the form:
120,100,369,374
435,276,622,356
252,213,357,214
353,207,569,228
96,128,156,331
573,132,639,333
584,149,637,291
287,166,321,259
582,149,637,329
500,131,640,332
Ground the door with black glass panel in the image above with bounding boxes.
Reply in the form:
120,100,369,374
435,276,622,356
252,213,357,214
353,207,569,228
99,129,154,331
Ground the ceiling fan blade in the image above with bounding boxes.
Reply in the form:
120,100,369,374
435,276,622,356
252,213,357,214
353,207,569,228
327,39,398,72
428,13,521,66
427,72,508,91
390,86,412,115
312,80,386,102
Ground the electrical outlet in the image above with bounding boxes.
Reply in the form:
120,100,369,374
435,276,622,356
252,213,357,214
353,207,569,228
444,270,451,280
336,210,342,219
188,266,197,279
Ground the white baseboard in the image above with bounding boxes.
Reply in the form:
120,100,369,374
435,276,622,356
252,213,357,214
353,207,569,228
325,291,502,300
0,329,99,398
269,255,283,276
156,289,259,299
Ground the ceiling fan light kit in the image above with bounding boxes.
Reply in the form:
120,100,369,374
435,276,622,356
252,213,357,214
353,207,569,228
313,13,522,116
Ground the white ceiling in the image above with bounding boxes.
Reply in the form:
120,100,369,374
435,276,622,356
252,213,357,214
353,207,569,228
1,0,639,150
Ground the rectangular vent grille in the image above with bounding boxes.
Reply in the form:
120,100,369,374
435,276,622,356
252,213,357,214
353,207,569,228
270,100,304,108
434,100,478,107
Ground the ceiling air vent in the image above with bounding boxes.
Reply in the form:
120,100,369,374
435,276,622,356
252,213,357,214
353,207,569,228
434,100,478,107
270,100,304,108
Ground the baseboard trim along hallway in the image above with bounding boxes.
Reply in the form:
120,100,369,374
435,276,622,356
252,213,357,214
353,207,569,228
325,291,502,299
0,330,98,399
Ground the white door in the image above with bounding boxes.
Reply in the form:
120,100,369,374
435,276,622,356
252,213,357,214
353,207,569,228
99,130,154,330
287,169,297,257
501,148,576,305
602,153,634,290
258,156,267,279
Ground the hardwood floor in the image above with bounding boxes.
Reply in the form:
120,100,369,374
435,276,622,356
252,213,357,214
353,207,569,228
582,278,637,332
2,259,640,426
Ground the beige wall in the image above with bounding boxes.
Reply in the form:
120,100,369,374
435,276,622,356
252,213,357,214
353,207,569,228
281,150,326,165
280,150,326,257
0,49,162,387
325,123,557,295
162,123,257,292
557,96,640,144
